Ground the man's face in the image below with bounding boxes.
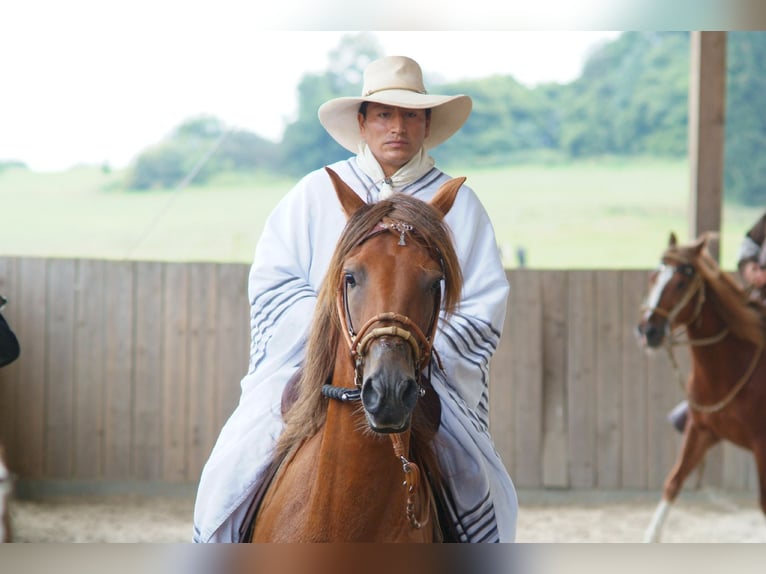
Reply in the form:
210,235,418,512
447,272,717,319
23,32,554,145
358,103,430,177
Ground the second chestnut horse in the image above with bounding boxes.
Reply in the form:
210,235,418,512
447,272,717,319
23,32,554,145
637,232,766,542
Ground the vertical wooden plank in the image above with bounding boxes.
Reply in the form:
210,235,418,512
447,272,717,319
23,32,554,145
0,258,19,471
509,270,543,488
721,442,752,491
187,263,219,479
133,261,163,479
103,261,134,478
14,259,47,478
688,31,727,261
595,270,623,488
489,270,514,476
566,270,597,488
645,343,684,490
45,259,76,477
162,263,189,482
73,259,105,478
699,440,724,489
621,270,649,489
541,270,569,488
215,264,250,432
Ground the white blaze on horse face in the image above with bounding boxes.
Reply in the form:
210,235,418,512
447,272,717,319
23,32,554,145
643,265,674,321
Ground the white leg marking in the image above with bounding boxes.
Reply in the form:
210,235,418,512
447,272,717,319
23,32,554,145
644,498,671,543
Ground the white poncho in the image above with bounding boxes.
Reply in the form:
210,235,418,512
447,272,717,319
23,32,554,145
193,155,517,542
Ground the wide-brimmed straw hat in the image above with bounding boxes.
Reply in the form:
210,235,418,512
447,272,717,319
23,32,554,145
318,55,472,153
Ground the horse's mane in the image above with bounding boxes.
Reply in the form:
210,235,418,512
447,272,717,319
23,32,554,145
275,192,463,460
666,238,766,347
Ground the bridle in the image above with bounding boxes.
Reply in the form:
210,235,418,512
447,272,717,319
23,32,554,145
643,254,761,414
643,258,707,336
332,220,443,396
321,218,443,531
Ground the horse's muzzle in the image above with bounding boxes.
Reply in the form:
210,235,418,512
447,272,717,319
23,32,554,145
636,321,665,348
360,337,419,433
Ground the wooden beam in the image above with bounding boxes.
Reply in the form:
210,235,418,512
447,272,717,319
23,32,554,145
688,31,727,261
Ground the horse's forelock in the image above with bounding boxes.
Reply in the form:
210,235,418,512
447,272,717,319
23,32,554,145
380,195,462,313
329,194,461,310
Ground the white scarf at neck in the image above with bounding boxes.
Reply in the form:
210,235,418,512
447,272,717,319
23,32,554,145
355,142,435,199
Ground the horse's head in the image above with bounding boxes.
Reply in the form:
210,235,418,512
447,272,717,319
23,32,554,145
637,232,711,348
326,167,462,433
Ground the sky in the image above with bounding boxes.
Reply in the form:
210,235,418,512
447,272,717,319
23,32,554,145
0,3,620,171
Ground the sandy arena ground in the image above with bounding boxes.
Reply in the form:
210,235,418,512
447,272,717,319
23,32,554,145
5,488,765,543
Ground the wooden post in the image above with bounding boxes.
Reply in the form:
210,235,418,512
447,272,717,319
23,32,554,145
688,31,727,262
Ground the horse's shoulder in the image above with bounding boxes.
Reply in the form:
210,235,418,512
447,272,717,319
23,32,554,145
745,297,766,327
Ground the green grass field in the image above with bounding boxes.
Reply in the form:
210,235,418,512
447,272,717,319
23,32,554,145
1,159,760,270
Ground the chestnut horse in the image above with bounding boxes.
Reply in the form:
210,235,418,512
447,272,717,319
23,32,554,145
247,168,464,542
637,232,766,542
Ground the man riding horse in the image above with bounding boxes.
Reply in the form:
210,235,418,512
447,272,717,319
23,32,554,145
193,56,518,543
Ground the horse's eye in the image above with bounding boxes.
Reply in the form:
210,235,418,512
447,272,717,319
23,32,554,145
431,278,443,292
344,272,356,288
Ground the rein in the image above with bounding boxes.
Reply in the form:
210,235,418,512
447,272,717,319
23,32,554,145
665,341,763,414
644,256,759,414
391,433,430,530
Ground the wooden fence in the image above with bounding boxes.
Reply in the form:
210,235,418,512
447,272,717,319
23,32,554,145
0,257,758,493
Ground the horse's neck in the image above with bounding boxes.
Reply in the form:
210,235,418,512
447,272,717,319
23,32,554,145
685,298,727,341
300,360,421,540
686,299,756,386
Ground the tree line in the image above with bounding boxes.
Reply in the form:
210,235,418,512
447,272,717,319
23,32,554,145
126,32,766,206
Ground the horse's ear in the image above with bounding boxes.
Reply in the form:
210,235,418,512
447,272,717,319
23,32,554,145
693,231,719,255
668,232,678,248
690,234,706,255
429,177,465,218
326,167,366,219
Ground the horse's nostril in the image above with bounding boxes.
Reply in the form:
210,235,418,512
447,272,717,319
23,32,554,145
361,378,382,415
362,377,418,414
643,324,664,347
401,378,419,410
